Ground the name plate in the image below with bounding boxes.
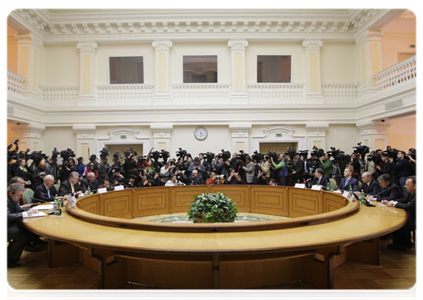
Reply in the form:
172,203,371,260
114,185,124,191
295,183,306,189
342,191,350,198
311,185,323,191
98,188,107,194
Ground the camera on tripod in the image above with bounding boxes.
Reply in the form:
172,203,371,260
353,142,370,158
311,146,325,158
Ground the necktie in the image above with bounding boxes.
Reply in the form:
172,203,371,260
345,179,349,189
71,183,75,194
47,188,50,198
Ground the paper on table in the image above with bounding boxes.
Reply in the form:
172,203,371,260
25,211,46,218
36,204,54,210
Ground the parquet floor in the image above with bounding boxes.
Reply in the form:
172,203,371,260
7,238,416,290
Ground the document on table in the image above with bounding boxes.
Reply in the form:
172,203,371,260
24,211,46,218
36,204,54,210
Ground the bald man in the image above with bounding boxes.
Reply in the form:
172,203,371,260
360,172,381,195
33,175,60,203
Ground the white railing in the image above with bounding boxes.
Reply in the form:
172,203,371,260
41,86,79,106
247,83,305,100
172,83,230,100
7,71,26,95
97,84,155,104
374,56,416,92
322,83,359,100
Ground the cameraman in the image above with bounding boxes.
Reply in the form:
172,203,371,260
351,153,361,179
31,160,51,190
160,162,174,183
375,151,393,179
393,151,414,194
242,155,255,184
271,154,289,186
76,157,86,178
292,154,305,183
12,159,32,188
319,153,333,178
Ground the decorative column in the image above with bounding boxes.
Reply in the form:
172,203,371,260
77,42,98,105
302,40,324,103
305,123,329,150
152,40,173,104
150,124,173,151
228,40,249,104
229,123,252,154
10,122,45,151
356,30,382,95
73,125,97,162
356,120,390,151
16,33,42,99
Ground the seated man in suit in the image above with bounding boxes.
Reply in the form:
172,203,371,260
359,172,381,196
33,175,60,203
369,173,403,202
81,171,99,193
7,183,42,267
338,166,359,192
310,168,329,188
383,176,416,250
60,171,83,197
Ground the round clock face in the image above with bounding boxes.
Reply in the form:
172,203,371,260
194,127,208,140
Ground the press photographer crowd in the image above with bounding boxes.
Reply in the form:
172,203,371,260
7,139,417,266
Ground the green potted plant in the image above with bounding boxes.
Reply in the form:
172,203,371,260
187,192,238,223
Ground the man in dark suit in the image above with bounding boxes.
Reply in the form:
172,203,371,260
310,168,329,188
370,173,403,202
360,172,381,195
338,166,359,192
59,171,82,197
383,176,416,250
81,171,99,193
7,183,41,267
33,175,60,203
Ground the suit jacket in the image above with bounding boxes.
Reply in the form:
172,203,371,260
362,179,381,195
311,175,329,187
395,192,416,230
7,196,24,228
375,183,403,201
339,177,359,192
33,183,59,203
59,180,82,195
81,178,99,193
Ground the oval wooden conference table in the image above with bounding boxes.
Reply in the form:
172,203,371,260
23,185,407,289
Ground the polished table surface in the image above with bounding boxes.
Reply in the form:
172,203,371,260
24,200,406,255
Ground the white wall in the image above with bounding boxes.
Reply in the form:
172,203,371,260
326,125,360,153
41,44,79,86
95,42,155,85
42,127,76,153
320,42,358,83
246,41,306,84
170,41,231,84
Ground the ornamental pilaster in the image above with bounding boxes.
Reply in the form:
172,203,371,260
229,123,251,153
356,120,390,151
302,39,324,102
356,30,382,91
150,124,173,151
73,125,97,161
305,123,328,150
77,42,98,105
228,40,249,103
152,40,173,102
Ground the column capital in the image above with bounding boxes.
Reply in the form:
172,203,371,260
228,39,249,51
355,30,383,45
152,40,173,51
77,42,98,53
305,123,329,135
73,125,97,135
302,39,323,51
16,33,43,48
356,120,390,135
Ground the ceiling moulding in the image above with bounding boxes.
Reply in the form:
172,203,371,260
8,9,387,43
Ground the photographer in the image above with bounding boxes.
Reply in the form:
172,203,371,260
188,157,206,181
375,151,393,180
165,174,186,187
225,168,241,185
211,156,224,175
206,172,217,185
351,152,361,179
271,154,289,186
12,159,32,188
242,155,255,184
305,151,321,180
76,157,86,178
160,162,174,183
254,169,269,185
60,157,78,183
393,151,414,194
31,160,51,190
291,154,305,183
189,169,204,185
319,153,333,178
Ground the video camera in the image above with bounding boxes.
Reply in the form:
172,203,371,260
219,149,231,161
285,148,297,160
203,152,215,164
176,148,188,160
252,151,264,162
60,148,75,161
99,147,110,161
298,150,308,159
311,146,325,158
267,151,279,161
353,142,370,157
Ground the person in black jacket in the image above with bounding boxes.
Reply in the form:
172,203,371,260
338,166,359,192
59,171,82,197
369,173,403,202
360,172,381,195
393,151,414,195
33,175,61,203
81,171,99,193
7,183,41,267
310,168,329,188
383,176,416,250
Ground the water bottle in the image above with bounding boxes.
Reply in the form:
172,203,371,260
53,195,58,214
360,189,366,204
87,186,91,195
56,197,62,216
349,186,353,198
327,181,331,191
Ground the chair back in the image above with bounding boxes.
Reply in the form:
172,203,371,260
23,188,34,204
329,178,338,190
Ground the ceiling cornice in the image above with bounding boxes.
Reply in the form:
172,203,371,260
8,9,394,44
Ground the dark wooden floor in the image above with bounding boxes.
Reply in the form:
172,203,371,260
7,238,416,290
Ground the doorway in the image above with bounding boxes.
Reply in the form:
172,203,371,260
105,144,144,165
259,142,298,154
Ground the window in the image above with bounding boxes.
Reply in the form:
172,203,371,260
109,56,144,84
183,56,217,83
257,55,291,83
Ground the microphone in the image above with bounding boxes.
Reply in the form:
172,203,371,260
373,185,395,201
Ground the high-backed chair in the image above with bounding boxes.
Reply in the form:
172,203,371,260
329,178,338,190
23,188,34,204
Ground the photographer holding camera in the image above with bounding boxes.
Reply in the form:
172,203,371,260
271,153,289,186
242,155,255,184
393,150,414,195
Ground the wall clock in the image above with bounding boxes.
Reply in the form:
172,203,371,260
194,127,208,141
